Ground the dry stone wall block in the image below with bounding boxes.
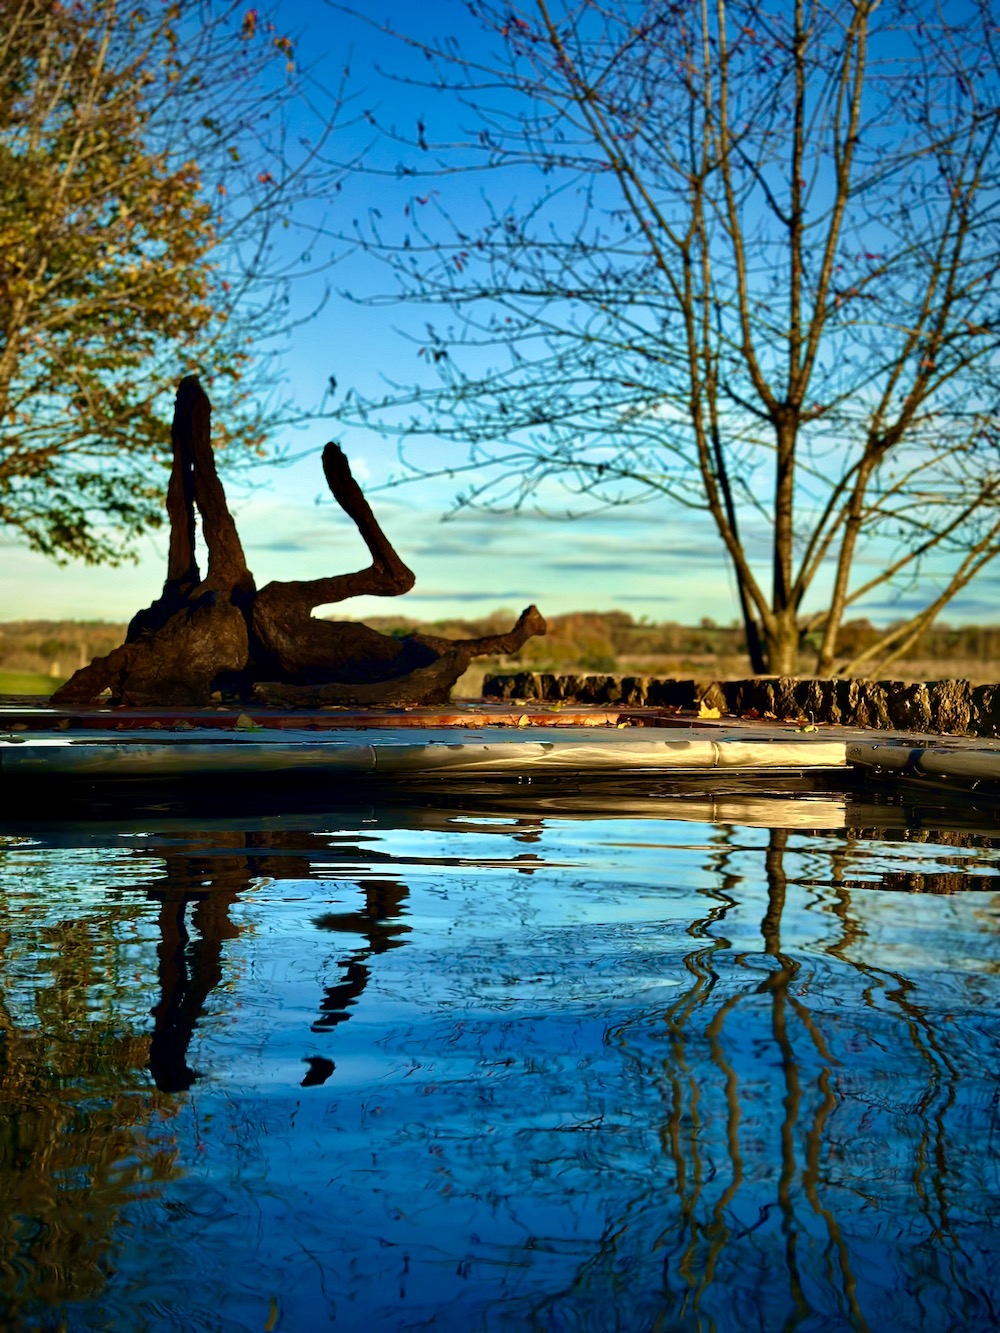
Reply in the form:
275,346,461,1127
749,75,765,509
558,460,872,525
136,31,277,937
887,682,932,732
851,681,890,729
620,676,649,706
929,679,972,734
481,671,1000,737
971,685,1000,737
696,681,728,713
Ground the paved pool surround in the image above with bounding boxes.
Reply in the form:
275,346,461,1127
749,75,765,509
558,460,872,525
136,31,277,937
483,672,1000,736
6,691,1000,789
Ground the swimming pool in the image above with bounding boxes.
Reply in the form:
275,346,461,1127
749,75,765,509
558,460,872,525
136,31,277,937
1,781,998,1330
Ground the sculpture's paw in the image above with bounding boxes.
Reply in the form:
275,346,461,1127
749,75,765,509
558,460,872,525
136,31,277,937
321,441,354,491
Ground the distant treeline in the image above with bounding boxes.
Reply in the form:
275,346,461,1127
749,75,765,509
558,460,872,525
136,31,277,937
0,621,127,680
3,613,1000,682
353,611,1000,673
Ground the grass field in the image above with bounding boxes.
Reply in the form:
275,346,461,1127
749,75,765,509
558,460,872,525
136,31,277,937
0,671,63,695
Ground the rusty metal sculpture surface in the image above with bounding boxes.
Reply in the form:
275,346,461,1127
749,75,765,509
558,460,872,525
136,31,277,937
53,377,545,707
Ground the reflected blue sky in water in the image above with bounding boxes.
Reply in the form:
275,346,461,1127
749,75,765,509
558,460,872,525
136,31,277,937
1,791,1000,1329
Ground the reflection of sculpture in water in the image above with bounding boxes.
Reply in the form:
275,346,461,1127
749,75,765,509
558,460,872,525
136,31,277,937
312,879,409,1030
0,822,416,1320
133,830,411,1092
53,375,546,708
148,883,240,1094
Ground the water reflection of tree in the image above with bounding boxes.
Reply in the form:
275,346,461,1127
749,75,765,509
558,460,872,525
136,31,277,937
657,827,985,1328
527,822,999,1331
0,861,180,1321
821,850,964,1298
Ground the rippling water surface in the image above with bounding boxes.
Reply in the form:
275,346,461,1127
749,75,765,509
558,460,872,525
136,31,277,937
2,782,999,1331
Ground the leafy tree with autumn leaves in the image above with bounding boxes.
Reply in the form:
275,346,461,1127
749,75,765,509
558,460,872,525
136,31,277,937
0,0,339,563
333,0,1000,675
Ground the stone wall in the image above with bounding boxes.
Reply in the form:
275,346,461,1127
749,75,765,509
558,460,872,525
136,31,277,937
481,672,1000,737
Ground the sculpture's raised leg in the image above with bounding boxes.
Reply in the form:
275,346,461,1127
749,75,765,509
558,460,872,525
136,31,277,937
53,378,254,706
251,442,418,684
251,444,546,702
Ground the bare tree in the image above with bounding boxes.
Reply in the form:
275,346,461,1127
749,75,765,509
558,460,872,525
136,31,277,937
329,0,1000,675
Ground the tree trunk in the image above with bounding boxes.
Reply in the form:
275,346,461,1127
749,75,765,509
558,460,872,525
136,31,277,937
764,619,800,677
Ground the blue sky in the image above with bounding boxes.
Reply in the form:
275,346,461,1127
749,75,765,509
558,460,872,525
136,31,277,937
1,0,745,626
1,0,997,628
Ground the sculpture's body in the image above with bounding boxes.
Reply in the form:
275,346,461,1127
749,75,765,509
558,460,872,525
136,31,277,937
53,376,545,708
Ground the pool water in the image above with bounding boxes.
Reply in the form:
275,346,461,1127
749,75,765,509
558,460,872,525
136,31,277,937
1,783,999,1330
